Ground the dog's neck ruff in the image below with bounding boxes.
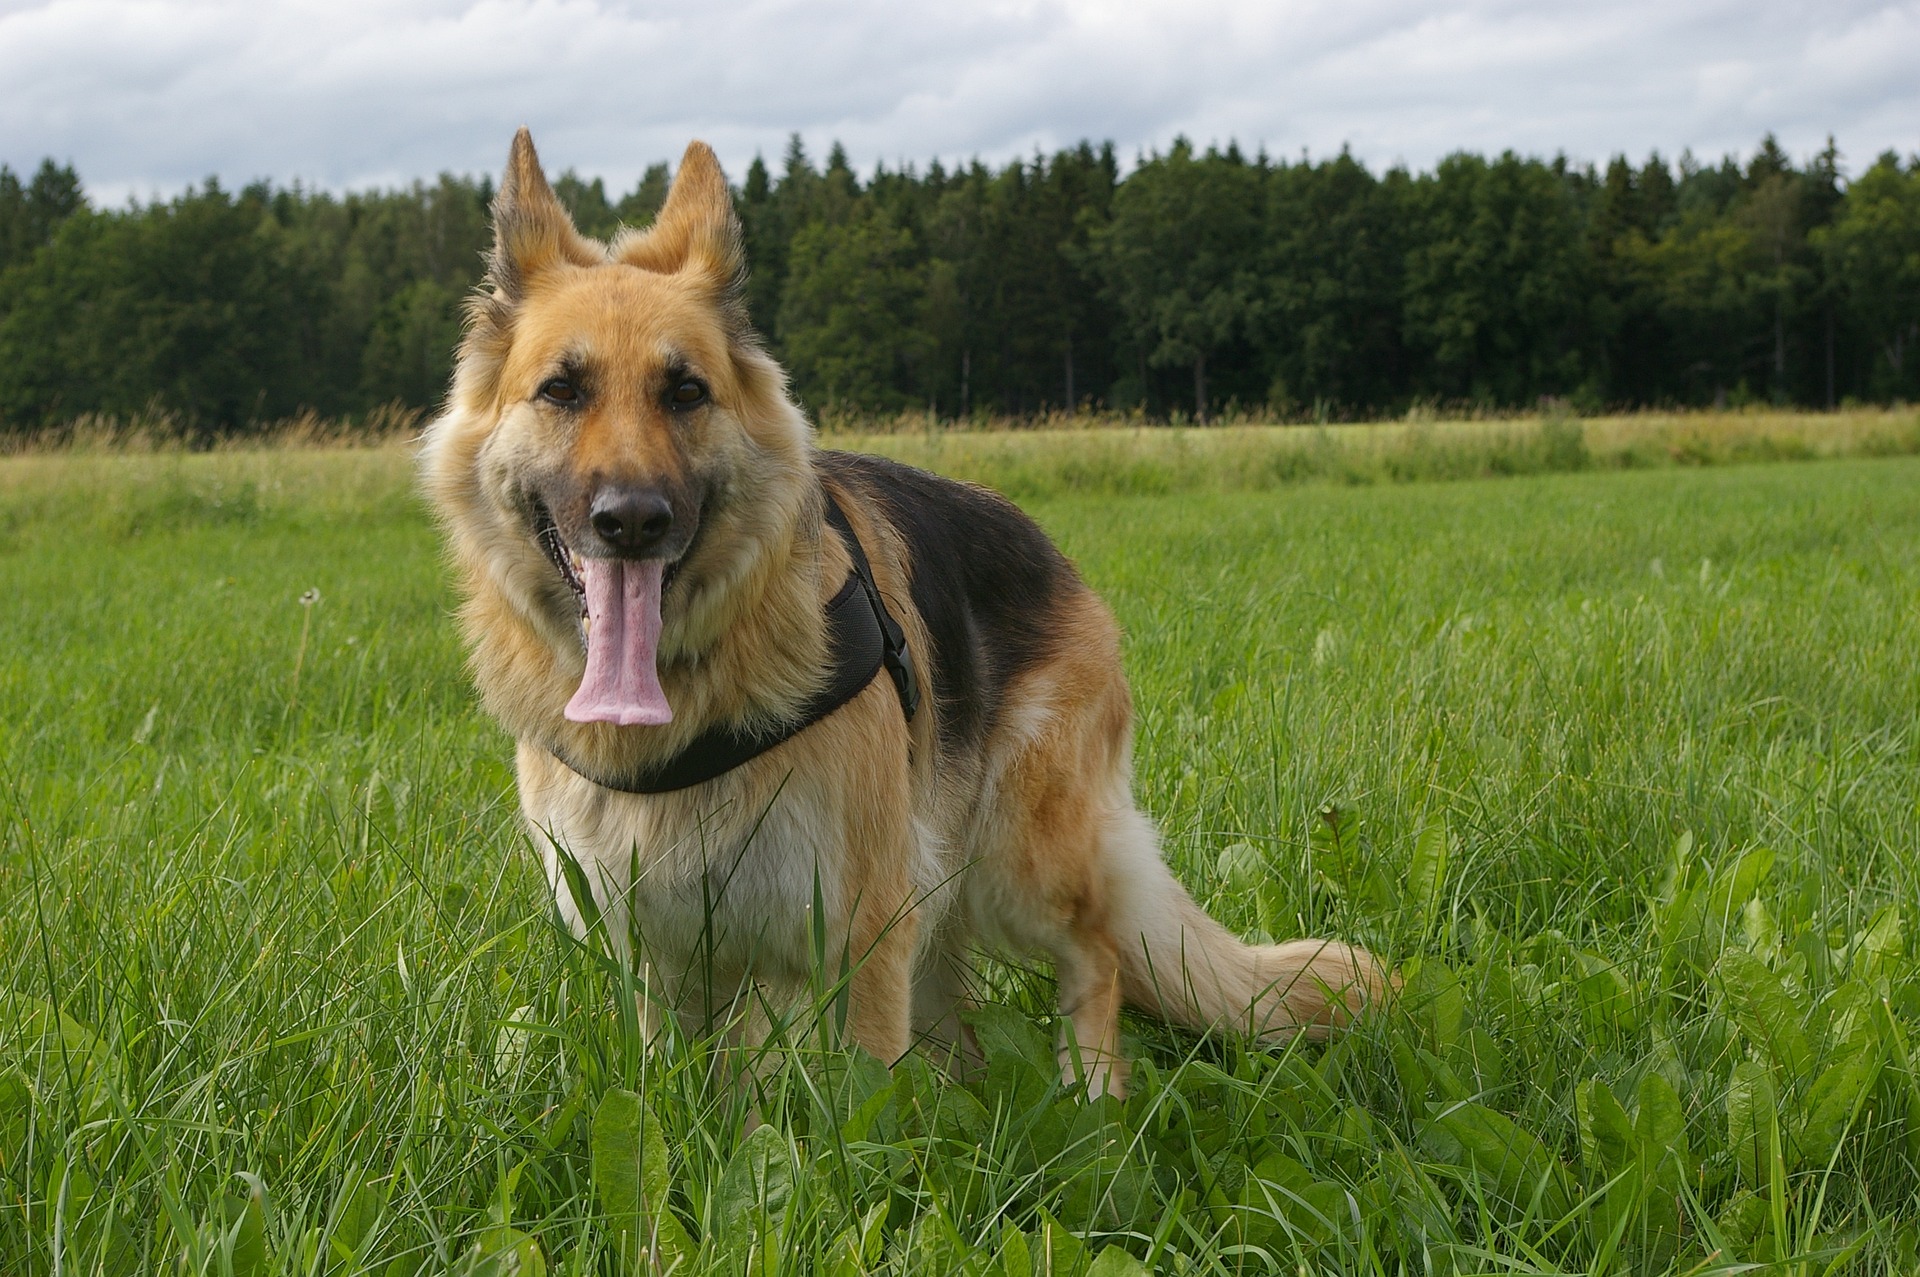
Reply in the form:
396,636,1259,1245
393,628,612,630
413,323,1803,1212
546,488,919,794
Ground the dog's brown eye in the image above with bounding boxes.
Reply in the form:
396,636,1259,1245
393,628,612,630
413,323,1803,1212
539,378,578,405
669,379,707,408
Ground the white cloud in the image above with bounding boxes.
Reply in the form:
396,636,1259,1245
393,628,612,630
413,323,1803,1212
0,0,1913,203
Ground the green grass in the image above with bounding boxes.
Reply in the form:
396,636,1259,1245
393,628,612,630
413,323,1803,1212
2,442,1918,1274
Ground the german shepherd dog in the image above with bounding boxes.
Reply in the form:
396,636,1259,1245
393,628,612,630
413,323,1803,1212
421,130,1388,1099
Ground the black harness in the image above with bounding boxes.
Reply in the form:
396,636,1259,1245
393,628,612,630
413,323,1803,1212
547,490,919,794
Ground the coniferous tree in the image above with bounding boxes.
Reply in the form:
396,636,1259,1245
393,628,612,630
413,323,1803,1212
1093,140,1266,420
0,159,85,273
1816,153,1920,399
1402,151,1595,405
777,206,931,414
1263,150,1409,414
619,163,671,227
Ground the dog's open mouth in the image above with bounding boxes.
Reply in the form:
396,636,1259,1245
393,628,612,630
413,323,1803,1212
533,501,588,615
530,499,675,727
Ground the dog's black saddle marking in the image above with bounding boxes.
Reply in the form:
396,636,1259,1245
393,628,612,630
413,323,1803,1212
547,488,918,795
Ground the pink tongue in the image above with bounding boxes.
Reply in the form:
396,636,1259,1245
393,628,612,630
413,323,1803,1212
563,559,673,726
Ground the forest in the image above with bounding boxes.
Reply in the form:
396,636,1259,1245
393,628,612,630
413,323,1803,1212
0,133,1915,433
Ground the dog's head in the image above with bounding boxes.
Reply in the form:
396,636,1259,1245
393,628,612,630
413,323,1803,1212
423,131,809,729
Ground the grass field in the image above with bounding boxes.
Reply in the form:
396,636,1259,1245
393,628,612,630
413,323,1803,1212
834,406,1920,499
2,436,1918,1274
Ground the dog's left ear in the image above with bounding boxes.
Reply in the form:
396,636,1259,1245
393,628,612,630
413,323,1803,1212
615,142,748,329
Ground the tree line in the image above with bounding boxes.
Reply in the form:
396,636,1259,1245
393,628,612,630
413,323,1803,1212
0,135,1915,434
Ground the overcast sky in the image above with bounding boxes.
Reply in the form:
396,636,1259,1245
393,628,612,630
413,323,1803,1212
2,0,1916,205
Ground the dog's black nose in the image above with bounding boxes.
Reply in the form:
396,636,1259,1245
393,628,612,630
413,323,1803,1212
589,487,674,553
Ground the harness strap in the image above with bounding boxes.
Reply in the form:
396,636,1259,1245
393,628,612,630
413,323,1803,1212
823,489,921,721
547,487,917,794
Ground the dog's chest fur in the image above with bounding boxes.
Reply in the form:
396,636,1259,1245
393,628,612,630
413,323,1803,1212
516,742,894,988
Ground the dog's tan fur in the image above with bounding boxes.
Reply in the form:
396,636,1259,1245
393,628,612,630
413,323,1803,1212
421,130,1388,1097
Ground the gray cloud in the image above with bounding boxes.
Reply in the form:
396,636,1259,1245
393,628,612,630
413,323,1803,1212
0,0,1914,203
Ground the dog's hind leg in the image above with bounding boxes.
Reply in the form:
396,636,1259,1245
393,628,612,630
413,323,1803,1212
994,754,1131,1096
912,926,984,1078
1053,925,1129,1099
986,655,1139,1098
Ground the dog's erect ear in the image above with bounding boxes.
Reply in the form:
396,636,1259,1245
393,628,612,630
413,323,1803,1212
614,142,748,324
486,128,602,298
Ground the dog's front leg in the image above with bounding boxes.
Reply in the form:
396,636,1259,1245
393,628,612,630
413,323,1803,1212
816,687,922,1065
833,781,919,1064
842,871,918,1064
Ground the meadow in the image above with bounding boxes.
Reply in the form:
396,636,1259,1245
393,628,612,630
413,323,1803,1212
2,421,1918,1274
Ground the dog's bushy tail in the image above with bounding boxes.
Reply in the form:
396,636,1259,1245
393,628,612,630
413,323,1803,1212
1104,809,1392,1041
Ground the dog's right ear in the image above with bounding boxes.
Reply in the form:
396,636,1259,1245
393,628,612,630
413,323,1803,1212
485,128,602,300
457,130,604,398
